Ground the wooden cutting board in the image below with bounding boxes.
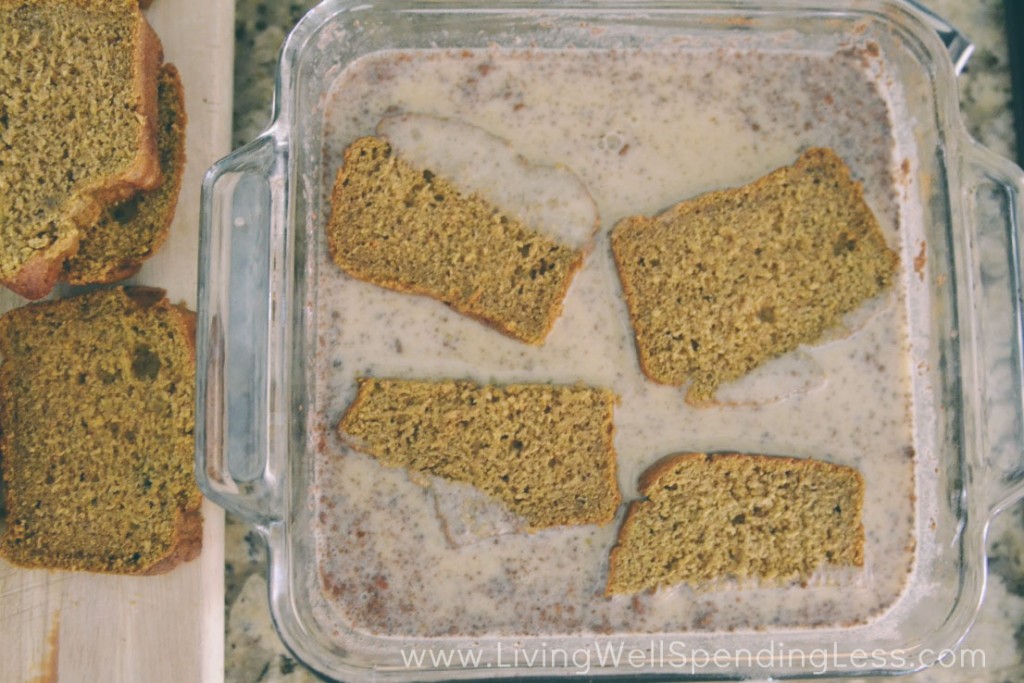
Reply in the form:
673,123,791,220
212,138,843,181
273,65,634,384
0,1,234,681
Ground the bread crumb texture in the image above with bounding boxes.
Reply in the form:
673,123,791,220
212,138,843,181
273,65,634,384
606,452,864,595
326,136,583,344
63,63,186,284
0,0,158,293
0,287,201,574
611,148,899,403
338,378,621,529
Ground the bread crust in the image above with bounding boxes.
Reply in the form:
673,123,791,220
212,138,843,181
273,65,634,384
141,506,203,575
88,8,164,204
128,62,186,268
6,233,82,300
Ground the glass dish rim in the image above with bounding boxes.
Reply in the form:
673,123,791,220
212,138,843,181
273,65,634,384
196,0,1024,680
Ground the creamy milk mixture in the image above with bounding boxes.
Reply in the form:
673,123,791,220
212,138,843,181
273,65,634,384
311,46,917,637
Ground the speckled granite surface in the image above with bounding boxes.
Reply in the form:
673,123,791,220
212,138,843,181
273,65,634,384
227,1,1023,681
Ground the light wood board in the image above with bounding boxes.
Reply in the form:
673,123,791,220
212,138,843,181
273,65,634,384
0,1,234,680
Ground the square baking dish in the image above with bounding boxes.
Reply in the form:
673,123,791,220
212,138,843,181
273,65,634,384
198,1,1024,679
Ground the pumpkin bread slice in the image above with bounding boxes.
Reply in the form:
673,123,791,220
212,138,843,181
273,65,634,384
0,287,201,574
605,452,864,595
326,136,585,345
0,0,163,299
611,148,899,404
338,378,621,529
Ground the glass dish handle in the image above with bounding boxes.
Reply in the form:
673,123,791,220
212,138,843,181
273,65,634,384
196,133,284,526
963,141,1024,518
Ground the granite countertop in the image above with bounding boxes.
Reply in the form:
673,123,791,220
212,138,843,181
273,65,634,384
226,1,1024,681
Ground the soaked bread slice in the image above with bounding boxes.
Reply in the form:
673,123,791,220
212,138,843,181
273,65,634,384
605,452,864,595
326,136,586,344
0,0,163,299
0,287,201,575
611,148,898,404
63,64,187,284
338,378,621,529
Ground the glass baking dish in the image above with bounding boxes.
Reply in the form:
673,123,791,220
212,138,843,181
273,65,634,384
197,0,1024,679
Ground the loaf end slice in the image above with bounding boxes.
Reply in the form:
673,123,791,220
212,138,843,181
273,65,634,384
338,378,621,529
64,63,188,284
611,148,899,403
605,452,864,595
326,136,584,344
0,0,163,298
0,287,201,574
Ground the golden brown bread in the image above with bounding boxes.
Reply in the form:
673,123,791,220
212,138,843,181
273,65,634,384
326,136,584,344
611,148,898,404
0,0,164,299
338,378,621,530
0,287,201,575
605,452,865,595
